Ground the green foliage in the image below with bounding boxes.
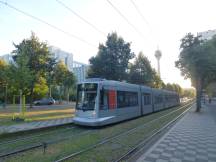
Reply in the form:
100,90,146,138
0,59,8,102
129,52,153,85
54,61,68,86
176,33,216,82
205,82,216,97
12,32,54,106
182,88,196,98
8,54,33,95
33,77,49,99
88,32,135,81
0,33,76,104
164,83,183,96
175,33,216,111
54,61,76,101
129,52,164,88
0,59,8,86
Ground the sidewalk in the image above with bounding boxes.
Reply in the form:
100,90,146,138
0,117,73,134
137,102,216,162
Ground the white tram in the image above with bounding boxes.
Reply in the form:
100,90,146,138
73,78,180,126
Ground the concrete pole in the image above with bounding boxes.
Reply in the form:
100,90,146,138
157,59,161,77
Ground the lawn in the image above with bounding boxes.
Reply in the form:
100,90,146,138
0,104,75,126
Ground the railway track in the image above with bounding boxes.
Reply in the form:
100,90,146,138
0,125,76,146
54,101,194,162
0,125,92,158
114,103,193,162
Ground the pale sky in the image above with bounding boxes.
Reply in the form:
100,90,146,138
1,0,216,88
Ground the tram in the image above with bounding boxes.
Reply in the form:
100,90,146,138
73,78,180,126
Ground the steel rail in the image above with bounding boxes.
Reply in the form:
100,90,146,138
55,102,193,162
0,129,91,158
0,125,76,146
114,103,193,162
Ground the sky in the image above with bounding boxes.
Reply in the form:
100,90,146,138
1,0,216,88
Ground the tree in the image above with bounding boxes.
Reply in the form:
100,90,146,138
8,54,32,95
129,52,153,85
165,83,174,91
176,33,216,112
128,52,163,88
0,59,9,106
182,88,196,98
88,32,135,81
33,77,49,99
206,82,216,98
12,32,53,107
64,71,76,103
45,57,57,97
0,59,8,85
53,61,76,102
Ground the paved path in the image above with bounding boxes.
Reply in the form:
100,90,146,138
137,102,216,162
0,118,73,134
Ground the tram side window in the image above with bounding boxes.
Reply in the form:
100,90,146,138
100,90,109,110
154,95,163,104
143,93,151,105
117,91,138,108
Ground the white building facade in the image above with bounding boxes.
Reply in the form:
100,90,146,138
49,46,89,83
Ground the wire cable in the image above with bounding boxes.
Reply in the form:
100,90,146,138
130,0,149,26
0,1,97,48
130,0,159,47
56,0,106,37
106,0,145,38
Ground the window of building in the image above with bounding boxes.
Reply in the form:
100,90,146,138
117,91,138,108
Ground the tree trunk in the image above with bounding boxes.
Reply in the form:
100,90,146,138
29,83,34,108
4,85,7,108
196,77,202,112
67,88,70,104
19,90,22,114
49,85,52,97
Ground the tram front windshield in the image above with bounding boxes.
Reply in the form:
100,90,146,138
76,83,98,111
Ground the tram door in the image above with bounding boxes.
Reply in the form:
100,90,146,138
142,93,153,114
99,86,117,117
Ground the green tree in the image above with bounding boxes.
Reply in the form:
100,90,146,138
182,88,196,98
129,52,154,85
176,33,216,111
151,70,164,88
45,57,57,97
53,61,76,102
128,52,163,88
33,77,49,99
88,32,135,81
12,32,53,107
0,59,9,105
64,71,76,103
0,59,8,85
8,53,33,112
206,82,216,98
165,83,174,91
173,83,183,96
